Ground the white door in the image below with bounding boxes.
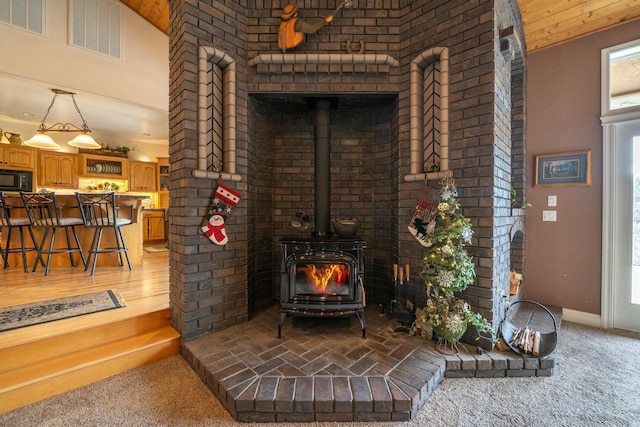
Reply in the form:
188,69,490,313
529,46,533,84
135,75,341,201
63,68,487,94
611,120,640,332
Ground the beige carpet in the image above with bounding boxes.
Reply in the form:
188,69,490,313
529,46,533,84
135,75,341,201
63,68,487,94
2,322,639,427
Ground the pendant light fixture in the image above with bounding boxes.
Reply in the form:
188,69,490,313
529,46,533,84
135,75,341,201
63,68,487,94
24,88,102,150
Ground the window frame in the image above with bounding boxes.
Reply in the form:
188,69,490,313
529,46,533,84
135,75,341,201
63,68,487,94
601,39,640,124
68,0,122,60
0,0,45,35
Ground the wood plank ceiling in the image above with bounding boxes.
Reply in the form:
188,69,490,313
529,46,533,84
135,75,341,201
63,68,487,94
120,0,640,53
520,0,640,52
120,0,169,35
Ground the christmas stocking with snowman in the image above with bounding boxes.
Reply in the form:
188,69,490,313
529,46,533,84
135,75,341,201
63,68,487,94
201,181,241,245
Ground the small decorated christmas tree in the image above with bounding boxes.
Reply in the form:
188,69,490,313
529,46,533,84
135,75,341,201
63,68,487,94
410,175,495,353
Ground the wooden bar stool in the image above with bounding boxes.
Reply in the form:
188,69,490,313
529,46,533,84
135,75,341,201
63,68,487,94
76,192,133,275
20,191,87,276
0,192,41,273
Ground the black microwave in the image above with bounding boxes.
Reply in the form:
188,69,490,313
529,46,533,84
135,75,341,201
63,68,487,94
0,169,33,192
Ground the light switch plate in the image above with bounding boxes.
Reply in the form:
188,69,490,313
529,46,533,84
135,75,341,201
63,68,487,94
548,195,557,207
542,210,557,221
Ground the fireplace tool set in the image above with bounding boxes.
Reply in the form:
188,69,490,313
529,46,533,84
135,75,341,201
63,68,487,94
390,263,416,331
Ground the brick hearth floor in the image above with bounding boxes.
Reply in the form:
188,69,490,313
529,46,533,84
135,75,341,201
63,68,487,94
182,305,559,423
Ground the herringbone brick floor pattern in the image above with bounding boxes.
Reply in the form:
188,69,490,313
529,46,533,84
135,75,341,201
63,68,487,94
183,304,557,422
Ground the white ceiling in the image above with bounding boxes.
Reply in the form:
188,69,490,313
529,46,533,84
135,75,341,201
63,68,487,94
0,73,168,146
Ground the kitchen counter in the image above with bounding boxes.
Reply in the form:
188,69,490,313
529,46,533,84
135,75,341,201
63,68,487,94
3,192,150,270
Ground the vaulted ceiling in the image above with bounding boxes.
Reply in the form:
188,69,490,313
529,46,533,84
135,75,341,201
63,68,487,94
120,0,169,35
120,0,640,53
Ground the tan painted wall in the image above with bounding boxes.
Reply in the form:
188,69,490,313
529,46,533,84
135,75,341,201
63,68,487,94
525,21,640,314
0,4,168,110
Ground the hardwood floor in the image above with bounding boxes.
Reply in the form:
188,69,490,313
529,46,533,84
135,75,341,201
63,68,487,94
0,250,170,346
0,250,174,413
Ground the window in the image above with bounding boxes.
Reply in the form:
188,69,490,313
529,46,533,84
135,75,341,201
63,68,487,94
69,0,121,59
602,39,640,120
600,40,640,330
0,0,44,34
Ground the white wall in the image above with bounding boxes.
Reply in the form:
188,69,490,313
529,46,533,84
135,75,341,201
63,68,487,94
0,1,168,158
0,2,167,109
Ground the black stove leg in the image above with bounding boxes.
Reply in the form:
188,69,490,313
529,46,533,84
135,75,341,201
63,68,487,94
278,311,288,338
356,309,366,339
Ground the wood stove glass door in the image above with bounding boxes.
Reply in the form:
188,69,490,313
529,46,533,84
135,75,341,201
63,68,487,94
292,261,352,299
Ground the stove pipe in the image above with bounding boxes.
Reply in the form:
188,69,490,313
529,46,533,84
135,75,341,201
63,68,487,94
313,99,332,236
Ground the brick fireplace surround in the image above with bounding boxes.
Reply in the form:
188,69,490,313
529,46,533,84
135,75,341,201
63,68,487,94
168,0,529,422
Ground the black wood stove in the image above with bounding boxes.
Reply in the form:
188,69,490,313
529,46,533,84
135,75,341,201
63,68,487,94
279,236,366,338
278,98,366,338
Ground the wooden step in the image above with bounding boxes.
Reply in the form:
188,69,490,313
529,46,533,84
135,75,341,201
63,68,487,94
0,294,179,414
0,308,171,374
0,325,180,414
0,293,170,351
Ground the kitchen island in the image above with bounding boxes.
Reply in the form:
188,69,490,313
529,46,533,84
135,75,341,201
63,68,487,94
3,192,149,270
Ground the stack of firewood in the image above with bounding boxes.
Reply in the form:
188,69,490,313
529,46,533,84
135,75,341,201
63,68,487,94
509,326,541,357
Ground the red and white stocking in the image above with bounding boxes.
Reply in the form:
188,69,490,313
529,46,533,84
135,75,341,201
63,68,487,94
202,182,241,245
201,214,228,245
211,183,241,215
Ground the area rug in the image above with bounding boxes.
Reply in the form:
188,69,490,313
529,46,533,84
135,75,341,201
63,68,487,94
0,290,127,332
143,246,169,253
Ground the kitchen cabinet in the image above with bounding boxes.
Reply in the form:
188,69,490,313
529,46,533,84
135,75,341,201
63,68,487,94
142,209,166,243
39,152,78,188
0,145,37,170
129,161,157,192
158,190,169,209
157,157,169,208
78,154,128,179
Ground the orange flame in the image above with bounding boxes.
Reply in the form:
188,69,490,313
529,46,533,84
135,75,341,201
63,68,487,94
300,264,348,293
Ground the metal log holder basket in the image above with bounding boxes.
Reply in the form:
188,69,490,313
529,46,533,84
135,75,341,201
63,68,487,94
501,300,558,358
